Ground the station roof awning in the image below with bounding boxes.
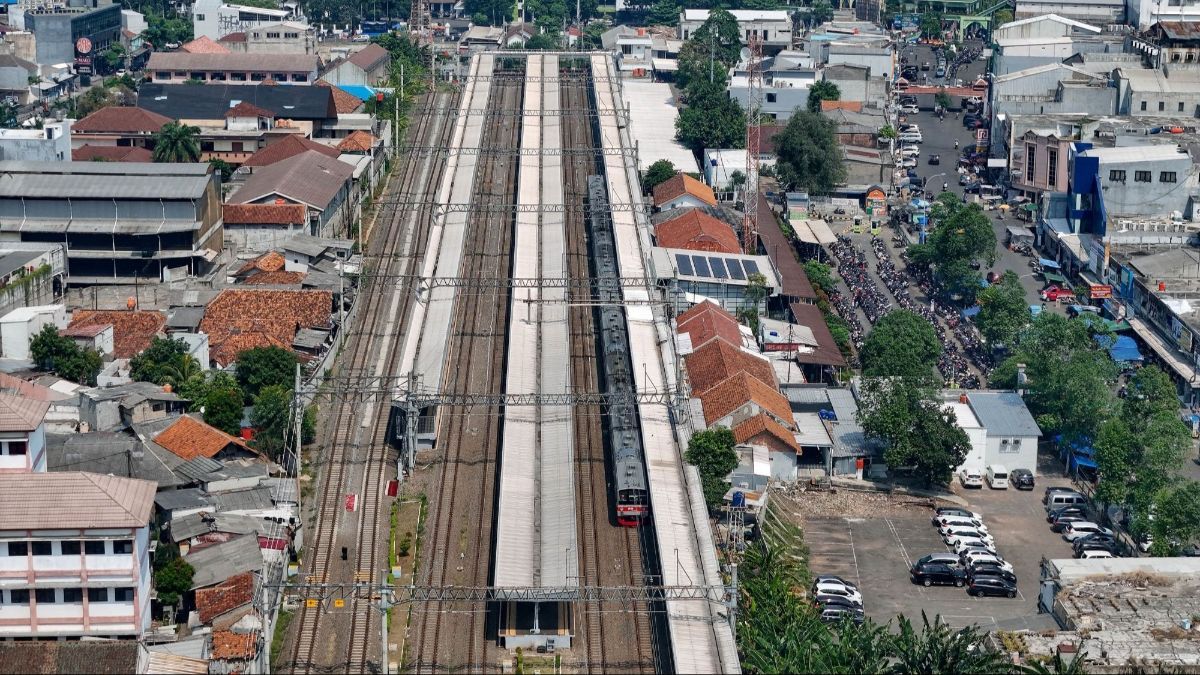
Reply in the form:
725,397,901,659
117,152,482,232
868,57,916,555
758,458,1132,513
791,218,836,245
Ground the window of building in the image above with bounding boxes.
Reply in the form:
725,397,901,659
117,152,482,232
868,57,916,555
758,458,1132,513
31,542,51,556
1026,143,1036,183
113,540,133,555
231,72,247,81
1047,148,1058,186
114,587,134,602
84,541,105,555
1181,101,1187,112
1162,171,1178,182
251,72,266,81
1135,170,1152,182
196,13,205,20
8,590,29,604
174,72,187,78
2,440,25,456
291,73,308,82
1109,169,1127,182
1159,101,1166,111
60,541,80,555
200,141,214,152
1141,100,1147,111
34,589,56,604
7,542,26,556
766,92,776,103
267,32,280,38
272,73,287,81
155,72,170,79
285,32,298,38
189,72,206,81
1000,438,1022,453
87,588,108,602
62,588,82,603
210,72,226,81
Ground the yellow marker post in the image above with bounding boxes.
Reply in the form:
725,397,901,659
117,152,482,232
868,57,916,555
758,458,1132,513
306,599,318,608
333,598,346,608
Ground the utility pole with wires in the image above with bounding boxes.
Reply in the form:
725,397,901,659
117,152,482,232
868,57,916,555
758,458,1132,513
742,33,763,255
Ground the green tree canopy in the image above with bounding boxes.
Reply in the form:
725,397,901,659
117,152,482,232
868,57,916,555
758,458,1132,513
804,260,836,294
675,95,746,152
808,0,834,25
29,325,102,386
235,346,298,402
908,197,996,303
464,0,514,24
177,370,245,436
935,88,953,111
773,111,846,195
806,80,841,113
154,557,194,607
644,159,677,190
152,122,201,163
858,378,969,487
684,427,739,511
1150,481,1200,556
975,270,1028,348
648,0,680,25
860,309,941,380
920,12,944,39
993,8,1014,25
143,13,193,50
129,337,199,386
251,384,292,460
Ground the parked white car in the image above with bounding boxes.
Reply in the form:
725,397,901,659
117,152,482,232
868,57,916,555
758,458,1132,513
1079,549,1115,559
1063,522,1114,542
959,467,984,488
901,104,920,114
814,582,864,604
898,146,920,158
935,516,989,533
952,538,997,555
962,552,1013,571
945,529,995,547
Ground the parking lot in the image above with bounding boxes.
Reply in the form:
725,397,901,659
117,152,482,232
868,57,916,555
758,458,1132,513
804,455,1079,629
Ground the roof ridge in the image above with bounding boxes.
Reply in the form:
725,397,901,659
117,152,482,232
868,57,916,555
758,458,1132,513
82,472,142,522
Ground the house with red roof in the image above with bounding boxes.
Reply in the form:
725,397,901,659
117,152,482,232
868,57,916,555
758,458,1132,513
223,203,309,252
70,107,170,152
655,208,741,253
322,43,391,87
653,173,718,212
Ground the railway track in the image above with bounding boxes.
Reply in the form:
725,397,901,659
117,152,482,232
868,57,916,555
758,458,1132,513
560,64,655,675
285,89,457,674
409,70,524,673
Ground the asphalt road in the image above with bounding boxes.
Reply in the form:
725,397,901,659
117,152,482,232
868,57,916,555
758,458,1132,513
898,40,989,90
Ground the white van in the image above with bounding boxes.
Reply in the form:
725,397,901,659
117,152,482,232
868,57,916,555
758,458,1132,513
1045,492,1087,512
986,465,1009,489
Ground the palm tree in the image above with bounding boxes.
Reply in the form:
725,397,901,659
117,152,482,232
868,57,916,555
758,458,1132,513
890,612,1014,674
159,353,202,390
152,121,201,163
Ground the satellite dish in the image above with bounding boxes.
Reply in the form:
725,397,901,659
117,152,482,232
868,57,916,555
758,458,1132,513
740,47,751,61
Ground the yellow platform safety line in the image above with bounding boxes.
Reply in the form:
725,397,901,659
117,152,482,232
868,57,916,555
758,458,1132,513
306,599,319,608
334,598,346,608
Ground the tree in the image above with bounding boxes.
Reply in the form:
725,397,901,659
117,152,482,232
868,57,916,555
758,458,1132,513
464,0,513,24
993,8,1014,26
858,378,969,487
101,44,126,71
235,346,298,401
935,88,953,111
129,337,192,385
209,158,234,182
675,95,746,152
1123,365,1181,426
909,198,996,303
152,121,201,163
804,260,836,294
644,159,677,191
809,0,834,25
29,324,102,386
806,80,841,113
878,124,899,141
177,370,245,436
920,12,944,39
143,13,193,49
860,309,941,380
975,270,1028,348
1150,481,1200,556
891,612,1014,674
648,0,680,25
524,32,561,50
153,557,194,607
772,111,846,195
251,384,292,460
684,427,739,510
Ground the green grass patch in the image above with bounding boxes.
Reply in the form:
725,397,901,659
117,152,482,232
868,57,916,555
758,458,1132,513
271,608,295,666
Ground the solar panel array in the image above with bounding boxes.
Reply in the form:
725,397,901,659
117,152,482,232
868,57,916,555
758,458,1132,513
675,253,760,282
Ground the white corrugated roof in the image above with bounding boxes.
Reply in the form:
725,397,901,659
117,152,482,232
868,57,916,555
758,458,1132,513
624,80,700,174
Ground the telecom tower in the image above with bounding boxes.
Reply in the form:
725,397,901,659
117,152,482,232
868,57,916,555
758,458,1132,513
742,35,763,255
409,0,433,77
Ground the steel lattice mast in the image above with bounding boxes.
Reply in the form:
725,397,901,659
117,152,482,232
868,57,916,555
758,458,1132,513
743,34,763,255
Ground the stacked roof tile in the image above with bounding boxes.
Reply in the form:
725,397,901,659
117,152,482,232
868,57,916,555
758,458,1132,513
315,80,365,114
223,203,308,225
0,472,156,530
72,106,171,134
68,310,165,359
733,412,801,453
684,338,777,396
72,144,154,162
153,415,250,461
655,208,741,253
199,289,332,365
699,371,793,427
653,173,717,208
195,571,255,623
675,300,743,349
0,391,50,431
241,135,339,168
336,130,376,153
210,630,257,660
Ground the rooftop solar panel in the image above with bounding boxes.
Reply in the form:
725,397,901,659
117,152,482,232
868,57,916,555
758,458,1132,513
675,254,693,275
726,258,745,280
709,257,727,279
691,255,710,277
742,259,761,275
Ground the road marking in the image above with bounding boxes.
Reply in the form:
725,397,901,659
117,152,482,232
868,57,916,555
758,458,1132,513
845,522,863,586
885,517,914,569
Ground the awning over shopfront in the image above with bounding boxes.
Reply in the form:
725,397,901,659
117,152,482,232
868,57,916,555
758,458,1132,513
1128,316,1200,387
1043,272,1067,284
1094,333,1144,363
1038,258,1061,270
792,218,837,245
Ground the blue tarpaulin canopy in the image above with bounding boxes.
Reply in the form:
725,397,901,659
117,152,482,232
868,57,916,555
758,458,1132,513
962,306,982,320
1030,304,1042,317
1094,333,1144,363
336,84,378,101
1039,258,1061,270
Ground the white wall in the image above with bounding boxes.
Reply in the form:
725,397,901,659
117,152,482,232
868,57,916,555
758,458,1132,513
984,434,1039,475
0,305,67,360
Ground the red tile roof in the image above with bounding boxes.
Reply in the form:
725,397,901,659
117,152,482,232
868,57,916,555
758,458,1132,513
755,193,816,300
225,101,274,118
237,251,287,274
72,106,171,134
72,144,154,162
655,208,740,253
315,80,365,114
69,310,165,359
676,301,742,348
218,31,247,42
346,43,389,71
653,173,717,208
195,571,255,623
336,130,375,153
241,135,339,168
223,203,308,225
699,372,793,427
154,415,251,461
211,630,257,660
684,337,777,395
60,323,109,338
199,289,332,366
734,412,801,453
180,35,231,54
788,302,847,367
244,270,306,285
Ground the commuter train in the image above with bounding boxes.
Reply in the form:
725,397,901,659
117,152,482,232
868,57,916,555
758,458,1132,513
586,175,650,527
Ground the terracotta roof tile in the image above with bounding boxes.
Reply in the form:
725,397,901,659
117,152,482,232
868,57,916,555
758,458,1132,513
0,391,49,431
223,203,308,225
154,414,251,461
0,641,140,674
237,251,287,274
199,289,332,365
346,43,389,70
72,144,154,162
72,106,171,134
244,270,306,285
789,302,847,367
0,372,69,402
218,31,247,42
655,208,740,253
684,337,777,395
180,35,231,54
210,630,257,661
699,372,793,427
0,472,156,529
195,571,255,623
336,129,375,152
69,310,165,359
676,301,742,348
241,135,339,168
653,173,717,208
733,412,801,453
315,80,365,114
225,101,274,118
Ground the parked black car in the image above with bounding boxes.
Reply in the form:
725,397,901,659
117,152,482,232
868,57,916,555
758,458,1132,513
928,154,940,165
1051,515,1089,533
1073,534,1119,554
967,565,1017,584
814,594,862,610
1011,468,1035,490
1046,505,1086,523
967,576,1018,598
910,562,967,587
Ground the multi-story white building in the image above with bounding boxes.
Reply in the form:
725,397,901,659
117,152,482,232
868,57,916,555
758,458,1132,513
0,392,49,474
0,121,71,163
679,9,793,52
0,472,157,639
192,0,301,41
